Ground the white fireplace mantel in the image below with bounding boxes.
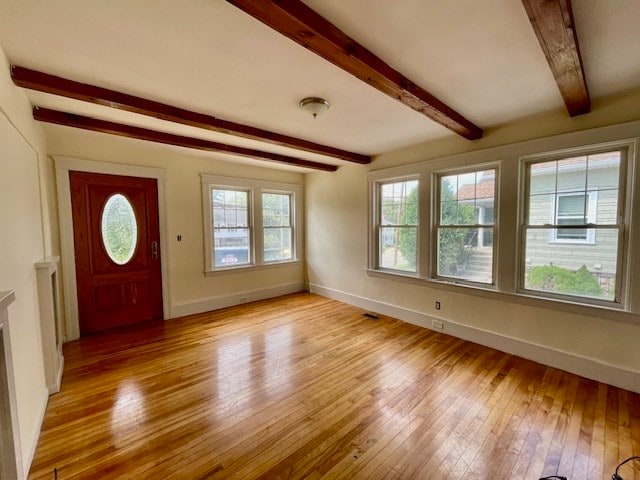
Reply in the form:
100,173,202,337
35,256,64,394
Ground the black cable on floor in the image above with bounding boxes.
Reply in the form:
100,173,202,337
612,456,640,480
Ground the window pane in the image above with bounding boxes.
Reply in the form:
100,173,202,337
530,162,556,195
380,180,418,226
440,201,457,225
587,151,621,191
101,194,138,265
523,228,618,301
557,194,585,216
440,170,495,226
380,226,417,272
263,193,291,227
213,227,250,267
264,227,292,262
437,227,493,284
557,156,587,192
213,189,248,228
528,193,554,226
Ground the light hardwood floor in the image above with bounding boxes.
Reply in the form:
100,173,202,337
28,293,639,479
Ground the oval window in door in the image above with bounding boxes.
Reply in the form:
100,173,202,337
101,193,138,265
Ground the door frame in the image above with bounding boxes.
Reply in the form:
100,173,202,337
55,156,170,340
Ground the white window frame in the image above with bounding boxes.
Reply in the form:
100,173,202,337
366,122,640,318
519,145,628,307
201,175,302,274
211,186,253,268
371,175,420,275
433,166,498,286
262,190,294,264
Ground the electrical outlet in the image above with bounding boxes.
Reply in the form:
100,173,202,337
432,320,444,330
435,301,441,310
239,296,247,303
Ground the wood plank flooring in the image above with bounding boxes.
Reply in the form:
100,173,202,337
28,293,639,479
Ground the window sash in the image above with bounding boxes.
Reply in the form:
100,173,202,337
378,225,417,272
263,226,293,262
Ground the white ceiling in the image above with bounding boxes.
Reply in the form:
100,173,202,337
1,0,639,170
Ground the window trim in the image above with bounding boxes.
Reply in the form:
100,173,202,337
201,174,302,274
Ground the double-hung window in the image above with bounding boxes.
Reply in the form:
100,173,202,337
212,188,251,267
262,192,293,262
522,149,625,303
375,178,418,273
434,168,496,284
202,175,301,273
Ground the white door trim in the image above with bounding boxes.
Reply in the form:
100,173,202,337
55,156,171,340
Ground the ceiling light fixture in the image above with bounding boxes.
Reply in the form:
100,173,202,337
299,97,330,119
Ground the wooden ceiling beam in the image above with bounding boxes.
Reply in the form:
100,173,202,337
12,65,367,164
33,107,338,172
226,0,483,140
521,0,590,116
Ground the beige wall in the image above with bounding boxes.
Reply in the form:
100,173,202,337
0,48,50,475
45,124,306,319
306,91,640,392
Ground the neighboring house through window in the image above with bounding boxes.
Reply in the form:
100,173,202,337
522,150,623,302
367,130,636,312
552,191,597,242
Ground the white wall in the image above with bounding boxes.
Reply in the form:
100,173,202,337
0,48,50,476
306,92,640,394
44,124,306,322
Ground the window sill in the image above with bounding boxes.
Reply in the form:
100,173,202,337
205,260,302,276
365,268,639,325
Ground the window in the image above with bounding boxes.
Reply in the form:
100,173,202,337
435,168,496,284
376,179,418,272
368,131,637,315
212,188,251,267
553,192,596,242
202,175,301,272
101,193,138,265
262,192,292,262
522,150,624,302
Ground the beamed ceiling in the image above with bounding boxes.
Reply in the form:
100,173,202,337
1,0,639,172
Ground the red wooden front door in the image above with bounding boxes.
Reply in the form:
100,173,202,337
70,171,163,334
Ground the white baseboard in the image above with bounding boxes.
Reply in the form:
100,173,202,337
47,350,64,395
309,283,640,394
170,282,307,318
22,386,48,479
